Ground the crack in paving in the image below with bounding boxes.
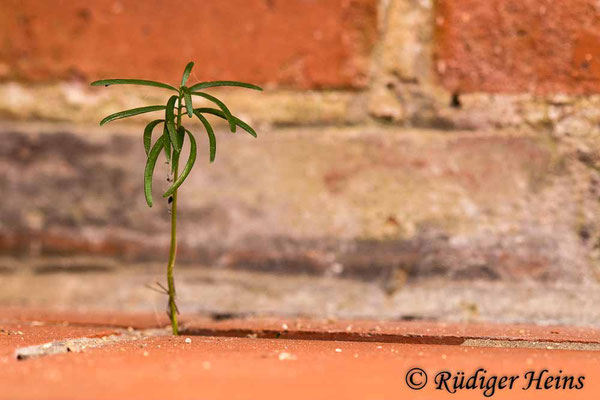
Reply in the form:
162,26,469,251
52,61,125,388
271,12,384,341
462,339,600,351
15,327,600,361
14,328,169,360
182,328,600,351
180,327,467,345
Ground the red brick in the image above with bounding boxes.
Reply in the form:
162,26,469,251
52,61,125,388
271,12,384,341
3,308,600,400
435,0,600,94
0,0,377,89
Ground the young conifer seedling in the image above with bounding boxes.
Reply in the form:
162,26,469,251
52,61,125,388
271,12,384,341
91,62,262,335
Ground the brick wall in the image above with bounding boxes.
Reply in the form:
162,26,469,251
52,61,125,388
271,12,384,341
1,0,600,292
2,0,600,127
3,1,600,95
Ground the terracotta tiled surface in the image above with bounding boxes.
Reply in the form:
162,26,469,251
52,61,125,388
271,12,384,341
0,323,117,358
6,307,600,345
181,317,600,345
2,334,599,400
1,307,169,330
2,307,600,399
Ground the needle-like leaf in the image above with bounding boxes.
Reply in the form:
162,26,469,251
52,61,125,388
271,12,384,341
162,124,172,164
171,127,186,174
144,135,166,207
163,129,197,198
194,111,217,162
194,107,257,138
143,119,164,155
180,62,194,86
190,92,236,132
188,81,263,92
100,105,166,126
165,96,181,152
182,87,194,118
91,79,178,92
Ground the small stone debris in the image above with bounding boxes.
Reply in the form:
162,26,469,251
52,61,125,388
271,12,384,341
184,338,192,344
143,351,149,357
278,352,297,361
281,323,289,331
1,329,24,336
335,348,342,353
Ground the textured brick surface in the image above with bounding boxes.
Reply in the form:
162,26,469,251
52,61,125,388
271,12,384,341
2,308,600,400
0,0,377,89
435,0,600,94
1,124,598,285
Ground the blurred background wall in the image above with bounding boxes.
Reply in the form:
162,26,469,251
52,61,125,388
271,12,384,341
1,0,600,324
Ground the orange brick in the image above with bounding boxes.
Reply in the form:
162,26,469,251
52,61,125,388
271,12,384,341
435,0,600,94
0,0,377,89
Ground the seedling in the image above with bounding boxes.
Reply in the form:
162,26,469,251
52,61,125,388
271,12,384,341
91,62,262,335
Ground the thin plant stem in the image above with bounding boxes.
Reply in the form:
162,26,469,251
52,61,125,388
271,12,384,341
166,92,184,335
167,161,179,335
